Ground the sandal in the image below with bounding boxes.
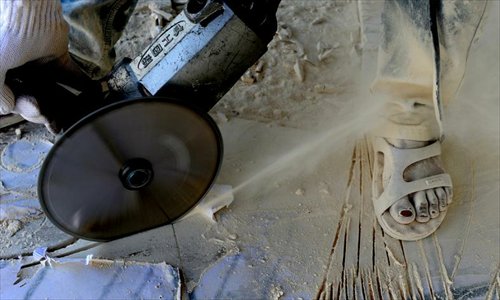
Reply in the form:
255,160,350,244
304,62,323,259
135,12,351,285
372,136,453,240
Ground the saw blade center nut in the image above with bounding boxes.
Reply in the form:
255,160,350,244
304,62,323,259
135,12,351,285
119,158,154,190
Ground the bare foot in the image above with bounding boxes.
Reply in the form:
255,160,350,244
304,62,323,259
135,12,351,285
385,138,452,225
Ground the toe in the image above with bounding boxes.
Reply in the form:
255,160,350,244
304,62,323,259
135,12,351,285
436,187,447,211
390,197,415,225
426,189,439,218
414,191,430,223
445,187,453,204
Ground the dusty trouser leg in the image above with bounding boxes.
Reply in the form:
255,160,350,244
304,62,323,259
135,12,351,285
370,0,487,239
61,0,139,79
373,0,488,138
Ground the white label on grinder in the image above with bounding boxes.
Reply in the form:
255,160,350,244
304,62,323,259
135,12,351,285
131,12,196,80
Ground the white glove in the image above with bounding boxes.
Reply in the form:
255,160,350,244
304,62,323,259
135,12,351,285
0,0,69,125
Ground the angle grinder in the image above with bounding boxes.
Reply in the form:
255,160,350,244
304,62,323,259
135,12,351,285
6,0,280,241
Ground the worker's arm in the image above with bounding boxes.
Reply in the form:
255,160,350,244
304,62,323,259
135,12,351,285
0,0,69,128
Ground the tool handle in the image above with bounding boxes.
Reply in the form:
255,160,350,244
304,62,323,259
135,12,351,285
5,60,104,132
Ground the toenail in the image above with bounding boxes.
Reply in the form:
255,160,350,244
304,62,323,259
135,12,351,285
400,210,413,217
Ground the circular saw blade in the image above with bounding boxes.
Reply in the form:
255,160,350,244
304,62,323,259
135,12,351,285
38,98,223,241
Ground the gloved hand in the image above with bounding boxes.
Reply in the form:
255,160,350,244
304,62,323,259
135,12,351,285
0,0,69,128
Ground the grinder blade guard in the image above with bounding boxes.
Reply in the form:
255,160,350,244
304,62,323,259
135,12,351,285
39,98,223,241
